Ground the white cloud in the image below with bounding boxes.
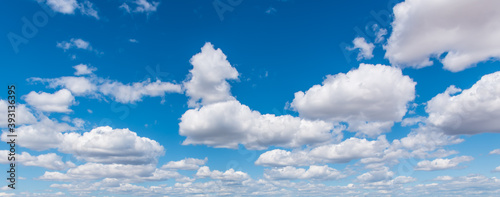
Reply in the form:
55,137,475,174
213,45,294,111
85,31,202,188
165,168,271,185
45,0,78,14
59,126,164,165
30,76,97,96
490,149,500,155
129,39,139,43
1,117,74,151
30,66,182,103
41,0,99,19
196,166,250,182
57,38,92,51
401,116,425,127
78,0,99,19
73,64,96,76
184,42,239,107
426,71,500,134
0,100,37,127
385,0,500,72
373,24,387,43
179,100,338,150
99,79,182,103
24,89,75,113
347,37,375,60
120,0,159,14
356,167,394,183
309,136,389,163
255,136,389,166
291,64,416,136
39,163,179,181
494,166,500,172
415,156,473,171
0,151,74,170
161,158,207,170
264,165,344,180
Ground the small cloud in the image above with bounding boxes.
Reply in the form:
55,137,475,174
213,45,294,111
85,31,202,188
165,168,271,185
120,0,159,14
265,7,277,14
347,37,375,60
129,39,139,43
73,64,97,76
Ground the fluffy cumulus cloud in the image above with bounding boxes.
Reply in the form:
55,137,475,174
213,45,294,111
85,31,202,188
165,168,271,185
179,100,337,150
291,64,416,136
1,117,74,151
183,42,239,107
255,136,389,166
161,158,207,171
0,100,37,127
180,43,340,150
385,0,500,72
415,156,473,171
0,151,75,170
347,37,375,60
426,71,500,135
59,126,164,165
24,89,75,113
356,167,394,183
264,165,344,180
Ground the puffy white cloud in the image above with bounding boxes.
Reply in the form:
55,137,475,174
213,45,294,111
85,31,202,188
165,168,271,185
161,158,207,170
255,136,389,166
347,37,375,60
291,64,416,136
179,100,337,150
490,149,500,155
24,89,75,113
196,166,250,182
356,167,394,183
309,136,389,163
1,117,74,151
385,0,500,72
73,64,96,76
255,149,313,167
415,156,473,171
59,126,164,165
99,79,182,103
183,42,239,107
120,0,159,14
0,100,36,127
426,71,500,134
264,165,344,180
0,151,75,170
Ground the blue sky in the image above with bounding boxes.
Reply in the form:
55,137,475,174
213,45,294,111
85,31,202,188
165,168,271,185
2,0,500,196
